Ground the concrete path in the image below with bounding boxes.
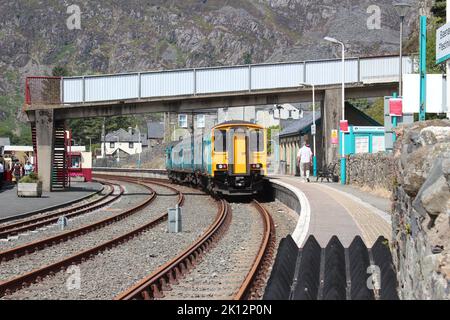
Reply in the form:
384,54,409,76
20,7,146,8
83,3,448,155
0,182,102,220
270,176,391,248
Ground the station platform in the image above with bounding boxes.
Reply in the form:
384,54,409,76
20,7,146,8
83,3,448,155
269,175,391,248
0,182,103,222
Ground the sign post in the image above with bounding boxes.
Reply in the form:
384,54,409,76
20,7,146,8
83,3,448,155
419,16,427,121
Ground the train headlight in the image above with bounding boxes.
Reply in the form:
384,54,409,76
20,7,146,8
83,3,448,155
216,164,228,170
251,163,262,170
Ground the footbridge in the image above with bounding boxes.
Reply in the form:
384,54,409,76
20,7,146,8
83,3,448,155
24,54,414,191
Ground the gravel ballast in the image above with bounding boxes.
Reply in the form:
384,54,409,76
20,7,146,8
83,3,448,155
0,181,158,281
2,184,218,300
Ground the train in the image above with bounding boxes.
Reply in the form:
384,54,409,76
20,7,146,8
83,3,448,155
67,146,93,182
166,121,267,196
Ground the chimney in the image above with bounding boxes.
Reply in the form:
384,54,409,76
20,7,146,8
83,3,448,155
128,127,133,136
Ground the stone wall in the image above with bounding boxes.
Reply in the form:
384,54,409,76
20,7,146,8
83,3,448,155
391,120,450,300
346,153,396,192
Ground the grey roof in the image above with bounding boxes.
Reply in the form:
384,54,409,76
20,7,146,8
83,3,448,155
104,128,148,145
0,137,11,147
279,111,321,138
147,122,164,139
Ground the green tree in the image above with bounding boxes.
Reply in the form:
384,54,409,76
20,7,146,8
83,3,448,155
364,98,385,125
243,52,252,64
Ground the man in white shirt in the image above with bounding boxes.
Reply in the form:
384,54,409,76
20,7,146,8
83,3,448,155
0,160,4,188
297,142,313,182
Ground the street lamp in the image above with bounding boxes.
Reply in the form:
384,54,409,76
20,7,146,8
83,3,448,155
299,83,317,177
394,2,412,97
135,125,141,169
324,36,346,185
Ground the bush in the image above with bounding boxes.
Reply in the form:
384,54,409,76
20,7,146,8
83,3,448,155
19,172,40,183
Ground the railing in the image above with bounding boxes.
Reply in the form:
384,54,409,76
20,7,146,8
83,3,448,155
25,76,62,105
25,55,414,106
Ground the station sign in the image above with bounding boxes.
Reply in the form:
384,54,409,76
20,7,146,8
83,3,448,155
311,124,316,135
436,22,450,64
389,98,403,116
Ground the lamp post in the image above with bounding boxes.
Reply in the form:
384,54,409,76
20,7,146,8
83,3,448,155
135,125,141,169
299,83,317,177
394,2,411,97
394,2,412,97
324,36,346,185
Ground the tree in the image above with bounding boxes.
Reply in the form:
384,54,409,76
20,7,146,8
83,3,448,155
243,52,252,65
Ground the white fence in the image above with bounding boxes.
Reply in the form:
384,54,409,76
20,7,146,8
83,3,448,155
62,56,414,104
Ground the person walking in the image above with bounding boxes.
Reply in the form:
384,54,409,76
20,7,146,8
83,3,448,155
24,161,33,176
13,162,22,184
0,160,4,189
297,142,313,182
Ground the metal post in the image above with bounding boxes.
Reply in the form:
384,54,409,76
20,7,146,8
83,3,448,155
399,16,404,96
392,92,398,143
419,16,427,121
137,125,141,169
312,85,317,177
447,1,450,120
340,42,346,185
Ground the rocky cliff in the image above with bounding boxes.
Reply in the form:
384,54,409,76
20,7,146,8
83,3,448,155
0,0,427,138
392,120,450,299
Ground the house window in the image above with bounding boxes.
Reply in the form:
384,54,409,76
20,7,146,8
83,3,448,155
129,142,134,149
196,114,205,129
110,142,115,148
288,110,292,119
178,114,188,128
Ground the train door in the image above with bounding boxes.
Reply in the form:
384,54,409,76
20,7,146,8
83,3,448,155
233,128,247,174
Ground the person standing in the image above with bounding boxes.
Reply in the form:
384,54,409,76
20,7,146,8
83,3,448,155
0,160,4,189
13,162,22,184
297,142,313,182
24,161,33,176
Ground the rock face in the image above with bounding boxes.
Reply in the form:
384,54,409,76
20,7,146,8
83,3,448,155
0,0,429,135
392,120,450,300
347,153,396,192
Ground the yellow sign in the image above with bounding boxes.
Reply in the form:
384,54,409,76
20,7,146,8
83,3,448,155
331,130,338,144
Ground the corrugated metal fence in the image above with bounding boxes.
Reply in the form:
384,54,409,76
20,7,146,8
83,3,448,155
26,56,414,105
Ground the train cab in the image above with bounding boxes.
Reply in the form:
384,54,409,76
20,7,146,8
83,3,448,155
211,121,267,195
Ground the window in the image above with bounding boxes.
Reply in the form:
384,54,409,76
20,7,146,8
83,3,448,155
214,130,227,152
71,156,81,169
196,114,205,129
178,114,188,128
250,129,264,152
129,142,134,149
110,142,115,148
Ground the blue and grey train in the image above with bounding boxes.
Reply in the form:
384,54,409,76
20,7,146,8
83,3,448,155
165,121,267,196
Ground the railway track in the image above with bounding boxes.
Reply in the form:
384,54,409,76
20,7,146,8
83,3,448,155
0,178,184,298
115,200,275,300
0,180,121,240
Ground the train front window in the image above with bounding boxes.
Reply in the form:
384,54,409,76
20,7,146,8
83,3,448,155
214,129,227,152
71,156,81,168
250,129,264,152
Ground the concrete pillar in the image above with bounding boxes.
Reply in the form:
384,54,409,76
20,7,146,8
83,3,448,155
35,110,54,192
322,88,342,166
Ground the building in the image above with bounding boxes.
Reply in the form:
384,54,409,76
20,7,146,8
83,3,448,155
163,112,218,142
146,121,164,147
100,128,148,158
0,137,11,155
279,111,322,176
217,104,300,128
278,104,382,176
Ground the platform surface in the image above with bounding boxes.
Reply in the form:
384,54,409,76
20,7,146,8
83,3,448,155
269,175,391,248
0,182,102,220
